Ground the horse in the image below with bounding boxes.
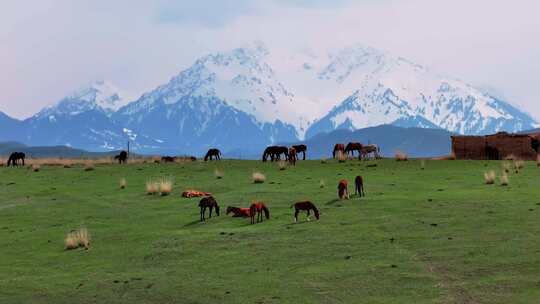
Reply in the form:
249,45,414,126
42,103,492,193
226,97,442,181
345,142,363,159
114,151,128,164
291,201,320,222
333,144,345,159
338,179,350,200
7,152,25,167
226,206,251,217
288,147,297,166
262,146,289,162
161,156,176,163
204,149,221,161
292,144,307,160
249,202,270,224
361,144,380,160
355,176,365,197
199,196,220,222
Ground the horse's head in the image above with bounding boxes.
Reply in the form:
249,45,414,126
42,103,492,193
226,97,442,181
226,206,234,215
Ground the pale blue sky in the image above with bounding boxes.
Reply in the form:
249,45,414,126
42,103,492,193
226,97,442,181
1,0,539,119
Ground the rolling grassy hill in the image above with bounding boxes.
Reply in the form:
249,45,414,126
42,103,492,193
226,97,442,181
1,159,539,303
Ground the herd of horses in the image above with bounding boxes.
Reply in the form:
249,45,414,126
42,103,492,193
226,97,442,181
198,175,365,224
333,143,380,160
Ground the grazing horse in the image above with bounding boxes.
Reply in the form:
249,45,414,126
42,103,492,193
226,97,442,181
338,179,350,200
7,152,25,167
333,144,345,159
355,176,365,197
292,144,307,160
291,201,320,222
288,147,297,166
262,146,289,162
345,142,363,159
161,156,176,163
249,202,270,224
199,196,220,222
361,144,380,160
114,151,128,164
204,149,221,161
226,206,251,218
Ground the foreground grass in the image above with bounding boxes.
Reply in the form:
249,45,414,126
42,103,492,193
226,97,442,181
0,159,539,303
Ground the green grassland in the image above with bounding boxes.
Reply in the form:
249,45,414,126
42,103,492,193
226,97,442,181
1,159,539,303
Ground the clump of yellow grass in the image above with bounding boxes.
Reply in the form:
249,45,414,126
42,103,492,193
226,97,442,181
84,162,95,171
146,181,159,195
513,159,524,173
500,172,509,186
484,170,496,184
65,228,91,250
31,164,40,172
158,178,173,196
501,161,511,174
395,151,408,161
119,178,127,189
252,171,266,184
420,159,426,170
277,160,287,170
337,151,346,163
504,154,517,161
214,168,224,179
319,179,325,188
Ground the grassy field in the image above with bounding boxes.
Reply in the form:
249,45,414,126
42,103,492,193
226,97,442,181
1,159,539,303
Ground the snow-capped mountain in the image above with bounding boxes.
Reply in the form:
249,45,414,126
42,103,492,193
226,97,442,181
1,43,536,154
36,81,129,118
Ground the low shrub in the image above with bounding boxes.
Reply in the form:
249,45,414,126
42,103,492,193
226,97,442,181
252,172,266,184
484,170,496,184
119,178,127,189
500,172,509,186
395,151,408,161
214,168,224,179
65,228,91,250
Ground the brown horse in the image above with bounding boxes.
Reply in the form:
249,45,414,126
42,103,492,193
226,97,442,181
204,149,221,161
291,201,320,222
333,144,345,159
249,202,270,224
226,206,251,217
199,196,220,222
355,175,365,197
361,144,380,160
292,144,307,160
161,156,176,163
338,179,349,200
288,147,297,166
262,146,289,162
345,142,363,159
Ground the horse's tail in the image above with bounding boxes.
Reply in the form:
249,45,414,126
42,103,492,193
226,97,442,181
262,205,270,219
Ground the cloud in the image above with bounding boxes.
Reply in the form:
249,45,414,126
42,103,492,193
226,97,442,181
1,0,539,121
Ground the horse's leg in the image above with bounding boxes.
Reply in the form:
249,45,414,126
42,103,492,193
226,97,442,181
200,207,204,222
302,151,306,160
294,209,299,222
306,209,311,221
209,206,213,218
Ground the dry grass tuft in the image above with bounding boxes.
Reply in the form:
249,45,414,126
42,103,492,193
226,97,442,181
158,178,173,196
320,157,327,164
214,168,224,179
420,160,426,170
395,151,408,161
501,161,511,174
65,228,91,250
319,179,325,188
119,178,127,189
31,164,40,172
84,162,95,171
252,171,266,184
500,172,509,186
277,160,287,170
146,181,159,195
513,159,524,173
484,170,496,184
337,151,346,163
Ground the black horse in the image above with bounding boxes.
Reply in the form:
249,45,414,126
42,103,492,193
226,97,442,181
199,196,220,222
292,144,307,160
161,156,176,163
204,149,221,161
7,152,25,167
262,146,289,162
345,142,363,159
114,151,128,164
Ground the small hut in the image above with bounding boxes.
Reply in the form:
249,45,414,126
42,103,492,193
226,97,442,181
451,132,540,160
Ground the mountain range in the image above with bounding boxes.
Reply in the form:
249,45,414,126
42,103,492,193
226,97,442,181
1,44,537,155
